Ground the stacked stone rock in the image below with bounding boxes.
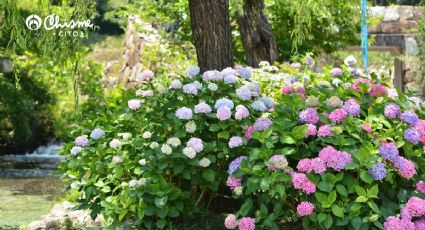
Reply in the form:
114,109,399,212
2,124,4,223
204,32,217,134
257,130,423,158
369,6,423,95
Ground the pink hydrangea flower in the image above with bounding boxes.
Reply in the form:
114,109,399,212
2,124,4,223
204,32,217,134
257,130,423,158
416,181,425,194
226,176,242,189
317,125,332,137
291,172,316,194
128,99,141,110
415,219,425,230
396,157,416,179
267,155,288,171
297,159,313,173
311,158,327,174
351,78,371,92
384,216,415,230
369,84,388,97
405,197,425,217
281,86,294,95
245,126,254,140
319,146,352,171
362,124,372,133
328,109,347,123
416,120,425,137
224,214,238,229
305,124,317,137
238,217,255,230
297,201,315,216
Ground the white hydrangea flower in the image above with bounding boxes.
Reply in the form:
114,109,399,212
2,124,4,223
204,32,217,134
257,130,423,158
208,83,218,91
129,179,140,187
150,142,159,149
155,83,167,94
139,159,146,165
138,178,147,186
119,132,132,140
109,139,122,149
183,147,196,159
112,155,123,164
161,144,172,155
234,186,243,196
167,137,181,147
142,131,152,139
185,121,197,133
199,157,211,167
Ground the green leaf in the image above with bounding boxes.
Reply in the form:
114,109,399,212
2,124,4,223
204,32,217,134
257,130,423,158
154,197,168,208
292,125,308,139
239,198,253,216
317,213,327,223
318,182,333,192
367,184,379,198
351,217,362,230
218,131,229,139
202,169,215,182
355,196,368,203
209,124,220,132
331,205,344,218
360,171,373,184
280,136,295,144
246,178,259,194
368,202,381,214
323,214,333,229
315,192,328,205
355,185,367,197
327,190,337,205
336,184,348,197
260,177,271,190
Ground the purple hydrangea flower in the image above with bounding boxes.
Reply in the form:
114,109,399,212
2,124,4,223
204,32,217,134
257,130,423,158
342,99,360,116
70,146,83,156
235,105,249,120
331,67,343,77
299,108,319,124
224,74,237,84
187,137,203,152
253,117,272,131
228,156,248,175
215,98,234,109
90,128,105,140
379,142,399,161
217,107,232,121
236,86,252,101
317,125,332,137
202,70,223,81
75,135,89,147
194,102,212,114
384,103,401,119
228,136,244,148
170,79,182,89
251,100,267,112
404,128,421,144
239,67,252,79
259,96,275,109
175,107,193,120
183,83,198,95
368,162,387,180
400,110,419,126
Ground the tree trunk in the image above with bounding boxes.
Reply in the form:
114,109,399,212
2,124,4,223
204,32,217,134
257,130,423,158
237,0,277,67
188,0,234,73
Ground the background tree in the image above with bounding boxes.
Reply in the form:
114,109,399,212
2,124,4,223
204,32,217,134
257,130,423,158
188,0,234,72
236,0,277,67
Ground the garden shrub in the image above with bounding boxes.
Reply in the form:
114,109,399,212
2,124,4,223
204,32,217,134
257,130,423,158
226,61,425,229
59,66,271,228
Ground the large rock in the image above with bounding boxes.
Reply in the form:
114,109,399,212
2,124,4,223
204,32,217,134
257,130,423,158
405,37,419,56
397,6,414,20
382,22,402,33
383,8,400,22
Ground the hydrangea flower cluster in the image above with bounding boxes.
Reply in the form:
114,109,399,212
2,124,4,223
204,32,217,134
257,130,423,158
296,158,326,174
318,146,352,171
328,108,347,123
228,156,248,175
342,99,360,116
297,201,315,216
299,108,319,124
253,117,272,131
384,197,425,230
267,155,288,171
368,162,387,181
290,172,316,194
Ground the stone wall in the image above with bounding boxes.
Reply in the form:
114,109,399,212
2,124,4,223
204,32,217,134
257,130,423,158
369,6,424,95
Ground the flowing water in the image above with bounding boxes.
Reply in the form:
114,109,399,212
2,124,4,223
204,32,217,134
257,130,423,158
0,142,67,229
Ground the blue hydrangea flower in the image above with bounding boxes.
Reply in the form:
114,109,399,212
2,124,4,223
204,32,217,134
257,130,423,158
400,110,419,126
90,128,105,140
404,128,420,144
236,86,252,101
214,98,234,109
228,156,248,175
259,96,274,109
368,162,387,180
224,75,237,84
186,66,200,79
251,100,267,112
378,142,399,161
239,67,252,79
183,83,198,95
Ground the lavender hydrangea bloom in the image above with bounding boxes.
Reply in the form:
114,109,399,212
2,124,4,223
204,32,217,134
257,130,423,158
228,136,244,148
128,99,141,110
193,81,203,89
175,107,193,120
331,67,343,77
251,100,267,112
236,86,252,101
170,79,182,89
384,103,401,119
299,108,319,124
194,102,212,114
186,66,200,79
379,142,399,161
90,128,105,140
228,156,248,175
224,75,237,84
183,83,198,95
217,107,232,121
259,96,275,109
75,136,89,147
202,70,223,81
368,162,387,180
404,128,421,144
342,99,360,116
235,105,249,120
239,67,252,79
187,137,203,152
400,110,419,126
70,146,83,156
215,98,234,109
253,117,272,131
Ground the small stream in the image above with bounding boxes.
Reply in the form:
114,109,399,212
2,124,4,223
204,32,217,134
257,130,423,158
0,143,67,228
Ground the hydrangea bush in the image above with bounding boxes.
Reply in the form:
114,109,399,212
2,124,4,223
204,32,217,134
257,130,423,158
59,66,271,228
226,62,425,229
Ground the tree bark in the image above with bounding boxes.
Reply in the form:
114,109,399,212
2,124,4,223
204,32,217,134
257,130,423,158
237,0,277,67
188,0,234,73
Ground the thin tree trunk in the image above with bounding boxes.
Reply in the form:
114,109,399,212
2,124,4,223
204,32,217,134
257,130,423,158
188,0,234,73
237,0,277,67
